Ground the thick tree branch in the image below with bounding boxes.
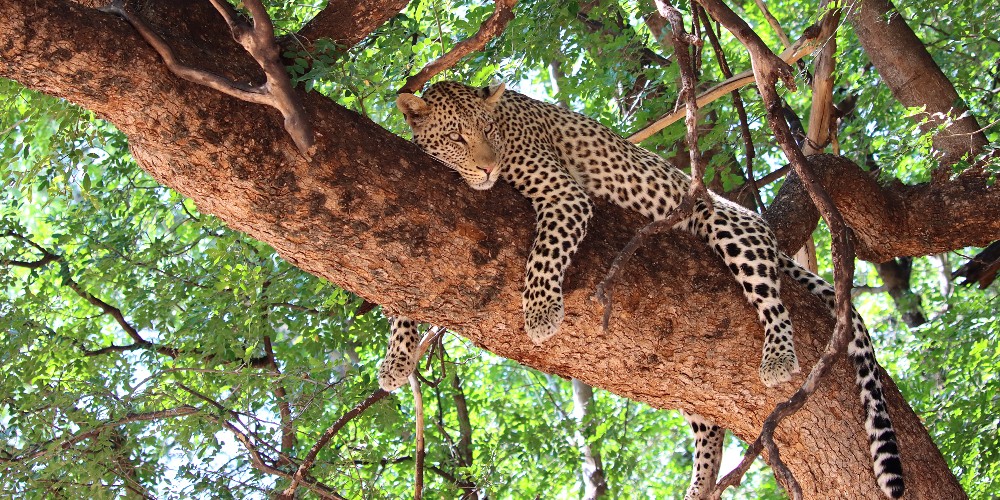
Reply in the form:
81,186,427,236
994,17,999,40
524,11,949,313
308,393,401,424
399,0,517,94
848,0,989,164
295,0,411,51
764,154,1000,261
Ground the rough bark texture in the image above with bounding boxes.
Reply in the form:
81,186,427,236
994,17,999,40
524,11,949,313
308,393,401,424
849,0,989,164
765,155,999,262
296,0,411,49
2,1,989,498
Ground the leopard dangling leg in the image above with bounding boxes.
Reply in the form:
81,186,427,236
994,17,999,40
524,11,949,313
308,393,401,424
680,411,724,500
377,317,421,392
694,200,800,387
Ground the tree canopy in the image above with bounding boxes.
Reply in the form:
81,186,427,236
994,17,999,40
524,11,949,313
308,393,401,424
1,0,997,499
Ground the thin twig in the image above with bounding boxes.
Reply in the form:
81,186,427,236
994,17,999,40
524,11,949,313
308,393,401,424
177,383,345,500
399,0,518,94
627,20,830,143
409,375,425,499
100,0,314,155
693,3,854,498
697,8,764,211
0,406,199,464
282,389,389,497
596,1,711,330
753,0,792,48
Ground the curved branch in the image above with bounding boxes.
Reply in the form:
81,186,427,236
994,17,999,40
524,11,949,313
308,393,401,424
399,0,517,94
627,16,834,143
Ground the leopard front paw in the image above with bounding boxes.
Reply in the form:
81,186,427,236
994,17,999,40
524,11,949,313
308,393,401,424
524,299,564,344
758,352,800,387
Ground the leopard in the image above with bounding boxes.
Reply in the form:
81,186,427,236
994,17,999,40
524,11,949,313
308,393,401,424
379,80,904,499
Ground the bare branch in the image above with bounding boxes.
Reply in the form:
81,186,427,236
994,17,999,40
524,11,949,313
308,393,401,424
628,18,833,144
399,0,517,94
409,375,426,499
802,7,841,155
596,1,711,330
100,0,314,155
283,389,389,497
753,0,792,48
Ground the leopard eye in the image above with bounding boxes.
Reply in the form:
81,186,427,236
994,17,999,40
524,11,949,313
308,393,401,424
483,122,494,134
448,132,466,143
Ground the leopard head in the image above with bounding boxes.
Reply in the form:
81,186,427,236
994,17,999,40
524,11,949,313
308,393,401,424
396,82,505,190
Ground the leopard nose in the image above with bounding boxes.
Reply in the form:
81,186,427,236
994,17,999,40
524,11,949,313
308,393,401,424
480,166,493,174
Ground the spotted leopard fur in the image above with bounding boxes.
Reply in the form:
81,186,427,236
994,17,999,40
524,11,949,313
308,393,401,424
379,81,903,498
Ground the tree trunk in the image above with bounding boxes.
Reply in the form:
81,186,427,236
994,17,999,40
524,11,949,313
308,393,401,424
2,1,989,497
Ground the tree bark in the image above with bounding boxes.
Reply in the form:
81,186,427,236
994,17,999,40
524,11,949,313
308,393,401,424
0,1,983,497
874,258,927,328
848,0,989,164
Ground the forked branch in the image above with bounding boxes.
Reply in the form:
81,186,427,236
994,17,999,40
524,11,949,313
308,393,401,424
628,15,836,144
399,0,518,94
690,3,859,498
100,0,314,155
596,0,711,330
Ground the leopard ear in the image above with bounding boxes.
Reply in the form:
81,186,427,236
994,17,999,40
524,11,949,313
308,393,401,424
396,93,431,125
484,83,506,111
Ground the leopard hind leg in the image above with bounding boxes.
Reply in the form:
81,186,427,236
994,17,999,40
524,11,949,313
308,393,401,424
377,317,421,392
680,410,724,500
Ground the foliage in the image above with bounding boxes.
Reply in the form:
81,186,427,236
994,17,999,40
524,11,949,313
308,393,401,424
2,0,999,498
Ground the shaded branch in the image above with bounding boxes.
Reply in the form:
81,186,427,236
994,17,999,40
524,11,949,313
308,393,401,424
294,0,411,51
753,0,792,49
953,241,1000,288
399,0,517,94
2,232,181,358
